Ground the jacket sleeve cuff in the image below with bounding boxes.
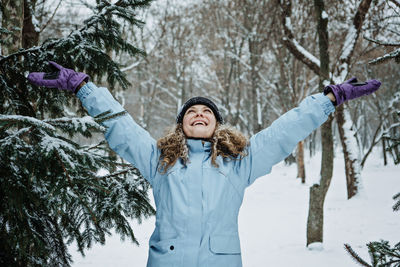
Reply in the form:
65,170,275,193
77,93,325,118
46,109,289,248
313,93,335,116
76,82,97,100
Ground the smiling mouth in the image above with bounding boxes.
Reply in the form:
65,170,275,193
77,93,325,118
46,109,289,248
192,121,207,126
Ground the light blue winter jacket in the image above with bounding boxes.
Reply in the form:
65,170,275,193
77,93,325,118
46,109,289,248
77,82,335,267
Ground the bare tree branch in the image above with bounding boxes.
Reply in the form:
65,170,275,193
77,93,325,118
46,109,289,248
39,0,62,33
336,0,372,79
389,0,400,9
368,48,400,65
277,0,321,76
363,35,400,46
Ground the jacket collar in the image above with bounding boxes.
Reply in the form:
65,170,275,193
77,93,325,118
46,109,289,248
187,138,211,153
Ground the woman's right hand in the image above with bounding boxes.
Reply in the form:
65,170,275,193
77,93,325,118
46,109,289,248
27,61,89,94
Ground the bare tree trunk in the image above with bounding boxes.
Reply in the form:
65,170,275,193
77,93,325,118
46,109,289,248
1,0,24,55
296,141,306,183
1,0,36,117
243,1,269,135
334,0,372,199
382,138,387,166
307,117,334,245
22,0,39,48
336,105,361,199
306,0,334,246
248,38,263,134
276,0,373,244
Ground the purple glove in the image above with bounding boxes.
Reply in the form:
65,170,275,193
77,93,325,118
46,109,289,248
27,61,89,93
324,77,381,106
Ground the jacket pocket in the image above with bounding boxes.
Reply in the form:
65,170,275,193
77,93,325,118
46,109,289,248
209,234,241,255
148,237,183,267
149,237,179,255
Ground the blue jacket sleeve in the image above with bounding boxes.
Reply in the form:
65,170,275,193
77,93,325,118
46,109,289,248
237,93,335,187
77,82,159,186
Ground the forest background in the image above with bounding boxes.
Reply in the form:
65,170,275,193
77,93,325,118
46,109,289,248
0,0,399,266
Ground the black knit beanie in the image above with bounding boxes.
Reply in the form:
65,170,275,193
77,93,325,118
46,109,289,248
176,96,224,124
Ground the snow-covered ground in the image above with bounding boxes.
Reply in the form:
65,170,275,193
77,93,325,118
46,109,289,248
70,148,399,266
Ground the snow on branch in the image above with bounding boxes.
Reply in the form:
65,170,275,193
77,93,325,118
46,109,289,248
121,61,142,72
363,36,400,65
44,116,105,135
361,92,400,167
0,115,56,132
96,166,141,180
278,1,321,76
291,39,321,69
364,35,400,47
369,48,400,65
339,25,357,62
0,114,108,138
381,122,400,138
336,0,373,80
389,0,400,9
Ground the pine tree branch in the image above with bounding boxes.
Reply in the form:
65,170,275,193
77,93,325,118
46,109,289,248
55,151,99,226
344,244,373,267
1,1,154,265
393,192,400,211
84,140,108,151
0,45,47,64
97,166,142,180
0,114,56,131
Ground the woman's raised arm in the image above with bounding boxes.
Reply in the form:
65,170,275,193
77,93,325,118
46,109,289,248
28,62,160,185
237,78,381,186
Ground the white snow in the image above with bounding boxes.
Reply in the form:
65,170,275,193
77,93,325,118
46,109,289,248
340,25,357,61
69,147,399,267
292,39,321,68
341,108,363,194
0,114,56,131
257,89,262,126
307,242,324,251
32,14,40,32
285,17,292,31
321,11,328,20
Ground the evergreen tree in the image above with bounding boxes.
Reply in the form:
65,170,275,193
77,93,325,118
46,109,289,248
345,240,400,267
344,193,400,267
0,0,154,266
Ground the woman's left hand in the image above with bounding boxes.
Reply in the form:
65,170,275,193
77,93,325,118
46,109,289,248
324,77,381,106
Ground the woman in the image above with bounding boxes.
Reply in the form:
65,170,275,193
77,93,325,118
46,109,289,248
28,62,381,267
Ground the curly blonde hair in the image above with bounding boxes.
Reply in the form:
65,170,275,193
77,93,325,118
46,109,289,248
157,123,249,173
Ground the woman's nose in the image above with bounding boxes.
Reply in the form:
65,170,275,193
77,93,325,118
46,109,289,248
195,112,204,117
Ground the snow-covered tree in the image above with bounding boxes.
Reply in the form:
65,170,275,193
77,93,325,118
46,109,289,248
0,1,154,266
276,0,379,245
361,0,400,165
359,89,400,166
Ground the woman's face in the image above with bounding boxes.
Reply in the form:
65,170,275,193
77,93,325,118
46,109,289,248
182,104,217,138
